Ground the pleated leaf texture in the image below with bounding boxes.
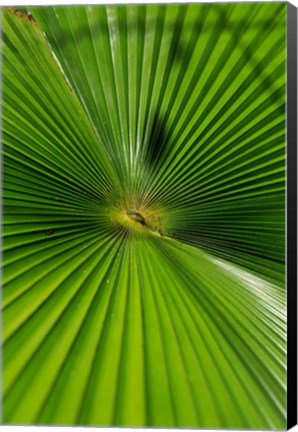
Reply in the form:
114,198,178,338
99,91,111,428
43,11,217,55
1,3,286,429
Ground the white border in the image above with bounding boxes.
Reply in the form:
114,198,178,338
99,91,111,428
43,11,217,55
1,0,297,5
0,0,297,431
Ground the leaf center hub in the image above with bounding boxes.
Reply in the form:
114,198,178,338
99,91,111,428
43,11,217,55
126,211,146,226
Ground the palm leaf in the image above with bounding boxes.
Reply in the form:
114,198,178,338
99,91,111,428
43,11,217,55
2,3,286,428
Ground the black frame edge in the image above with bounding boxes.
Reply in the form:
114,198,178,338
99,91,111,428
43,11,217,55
287,1,297,430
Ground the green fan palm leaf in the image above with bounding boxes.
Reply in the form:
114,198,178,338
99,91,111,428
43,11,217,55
1,3,286,429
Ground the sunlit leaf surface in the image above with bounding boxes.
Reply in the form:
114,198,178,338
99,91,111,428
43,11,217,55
2,3,286,428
